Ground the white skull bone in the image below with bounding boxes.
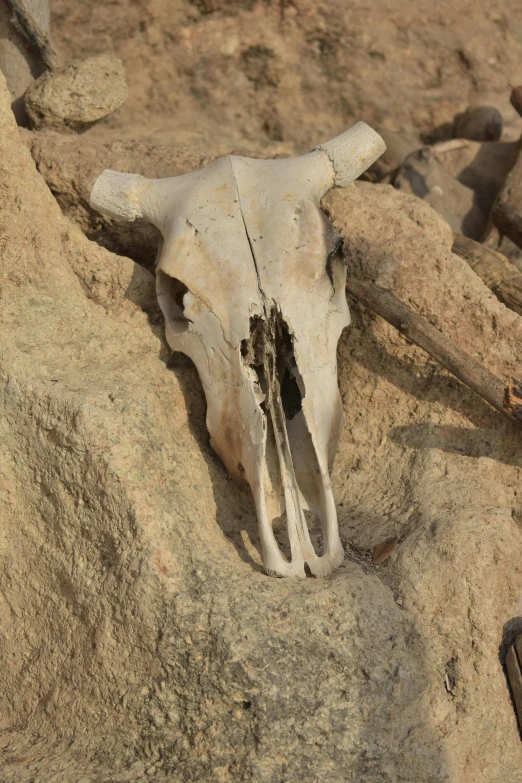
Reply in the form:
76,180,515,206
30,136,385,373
89,122,386,578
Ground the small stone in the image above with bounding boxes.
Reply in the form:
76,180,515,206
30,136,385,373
454,106,503,142
393,147,486,239
372,537,397,565
25,54,127,131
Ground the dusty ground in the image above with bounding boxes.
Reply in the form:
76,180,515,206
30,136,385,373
47,0,522,151
2,1,522,781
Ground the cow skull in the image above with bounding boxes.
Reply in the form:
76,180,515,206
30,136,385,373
90,122,385,578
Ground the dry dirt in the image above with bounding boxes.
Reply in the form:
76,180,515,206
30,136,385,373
2,1,522,781
47,0,522,151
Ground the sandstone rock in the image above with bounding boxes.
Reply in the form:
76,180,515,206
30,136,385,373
432,138,519,217
454,105,503,142
2,69,522,782
366,127,421,182
393,146,487,239
25,54,127,131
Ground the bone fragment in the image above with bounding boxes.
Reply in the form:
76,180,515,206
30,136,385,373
345,276,521,423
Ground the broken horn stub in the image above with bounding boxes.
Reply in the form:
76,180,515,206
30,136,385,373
89,169,149,221
315,121,386,187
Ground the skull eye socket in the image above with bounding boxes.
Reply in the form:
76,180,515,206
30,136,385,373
156,270,191,335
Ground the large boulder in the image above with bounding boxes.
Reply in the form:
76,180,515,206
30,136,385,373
1,70,522,781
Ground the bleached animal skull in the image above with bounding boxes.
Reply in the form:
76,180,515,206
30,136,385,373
90,122,385,578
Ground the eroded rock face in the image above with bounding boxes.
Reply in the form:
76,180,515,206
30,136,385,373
1,70,522,782
25,54,127,131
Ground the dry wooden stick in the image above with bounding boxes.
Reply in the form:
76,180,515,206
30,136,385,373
5,0,60,70
345,275,521,423
452,233,522,317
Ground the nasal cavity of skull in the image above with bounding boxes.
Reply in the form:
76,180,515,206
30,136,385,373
277,318,302,421
156,271,191,335
240,313,302,421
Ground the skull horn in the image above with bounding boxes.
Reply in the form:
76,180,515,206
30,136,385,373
314,121,386,187
90,170,160,223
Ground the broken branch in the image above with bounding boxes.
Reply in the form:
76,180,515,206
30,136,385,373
345,276,521,423
452,233,522,317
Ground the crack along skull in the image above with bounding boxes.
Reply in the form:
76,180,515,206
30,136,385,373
90,123,386,577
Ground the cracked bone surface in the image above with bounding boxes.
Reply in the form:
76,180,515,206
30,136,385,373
90,122,385,578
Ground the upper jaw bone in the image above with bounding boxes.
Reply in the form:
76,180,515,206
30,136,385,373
89,122,386,578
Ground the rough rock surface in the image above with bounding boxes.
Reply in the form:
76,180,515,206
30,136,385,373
454,105,503,142
2,68,522,783
25,54,127,131
432,138,519,217
393,147,487,239
0,0,48,123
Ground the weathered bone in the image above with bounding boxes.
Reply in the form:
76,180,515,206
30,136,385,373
90,122,385,578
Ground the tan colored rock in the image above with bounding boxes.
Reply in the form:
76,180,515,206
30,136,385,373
25,54,127,130
2,67,522,782
393,146,487,239
433,138,519,216
454,105,503,142
0,0,49,123
366,127,421,181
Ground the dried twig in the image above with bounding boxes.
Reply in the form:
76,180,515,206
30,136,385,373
452,233,522,317
345,275,522,423
5,0,60,70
